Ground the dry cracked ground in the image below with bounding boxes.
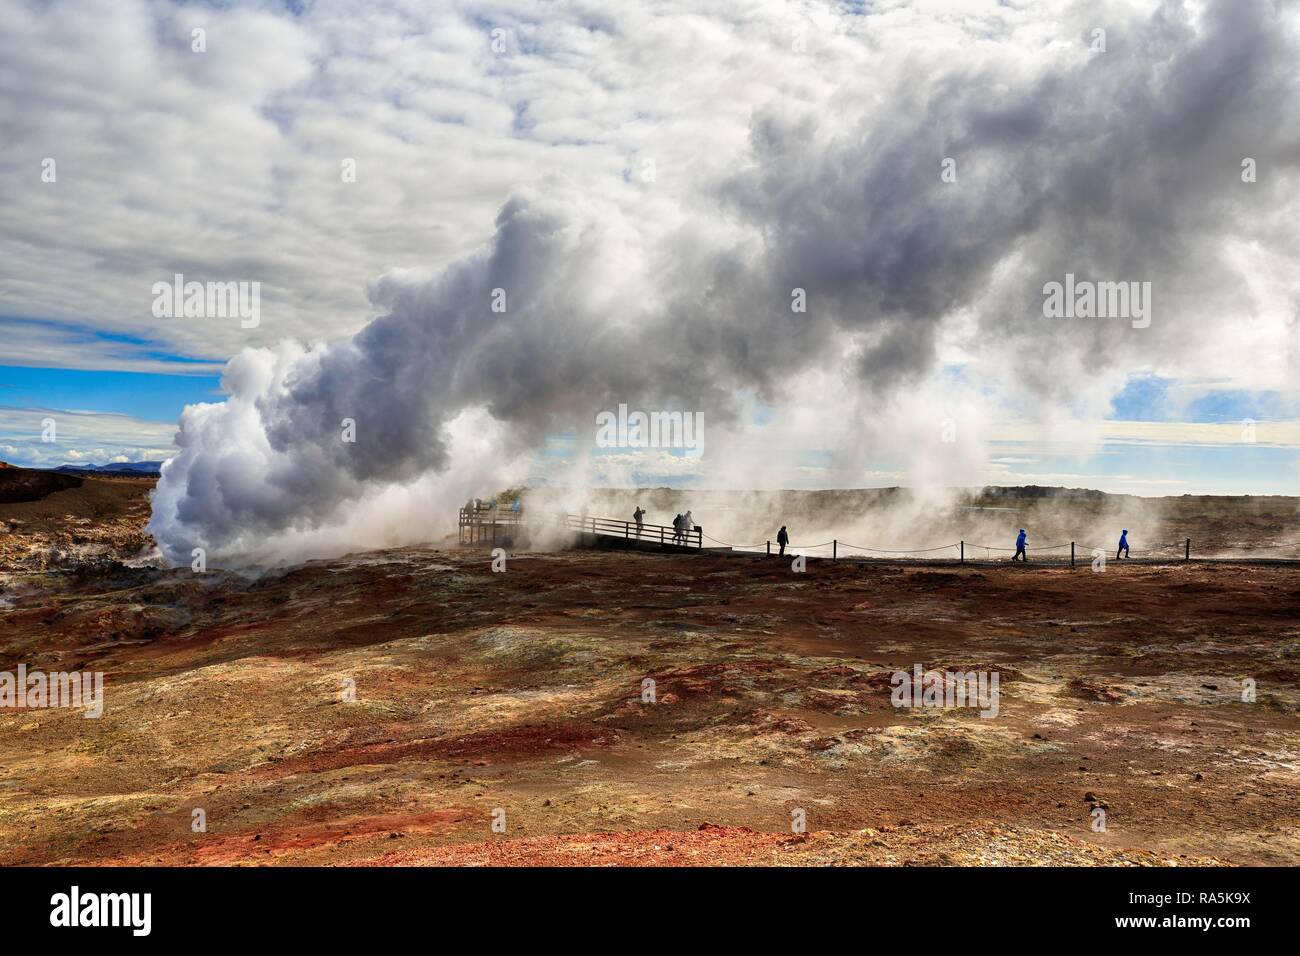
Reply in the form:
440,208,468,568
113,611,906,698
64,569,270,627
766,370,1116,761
1,478,1299,866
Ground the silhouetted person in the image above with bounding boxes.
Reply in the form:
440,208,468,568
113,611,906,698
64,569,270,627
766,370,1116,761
1013,528,1027,562
673,513,684,544
633,506,645,536
1116,529,1129,560
777,525,789,557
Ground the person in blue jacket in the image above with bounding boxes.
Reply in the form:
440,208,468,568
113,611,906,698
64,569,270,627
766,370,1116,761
1116,529,1129,560
1013,528,1027,562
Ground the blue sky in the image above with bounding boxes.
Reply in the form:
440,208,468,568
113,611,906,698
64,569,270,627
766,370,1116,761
1108,373,1300,425
0,361,219,469
0,364,221,422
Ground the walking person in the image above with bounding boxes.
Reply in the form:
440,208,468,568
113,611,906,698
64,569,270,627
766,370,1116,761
776,525,789,557
633,506,645,537
1013,528,1027,562
672,513,684,544
1116,529,1130,560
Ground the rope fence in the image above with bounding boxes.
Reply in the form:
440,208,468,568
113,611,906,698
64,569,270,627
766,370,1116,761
695,531,1300,563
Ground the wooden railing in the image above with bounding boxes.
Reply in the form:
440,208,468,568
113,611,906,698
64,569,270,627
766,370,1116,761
458,507,702,549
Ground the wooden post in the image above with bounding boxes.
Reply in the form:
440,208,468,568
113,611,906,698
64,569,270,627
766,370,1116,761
491,521,497,547
767,540,771,555
1185,538,1190,561
1071,542,1075,568
960,540,964,564
660,526,664,547
833,540,837,562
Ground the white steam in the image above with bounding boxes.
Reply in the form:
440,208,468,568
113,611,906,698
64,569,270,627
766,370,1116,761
147,0,1300,566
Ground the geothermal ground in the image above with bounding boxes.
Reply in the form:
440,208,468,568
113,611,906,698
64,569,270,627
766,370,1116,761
1,471,1298,866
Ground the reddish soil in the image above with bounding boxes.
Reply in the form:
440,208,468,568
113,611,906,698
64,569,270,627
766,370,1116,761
0,480,1297,866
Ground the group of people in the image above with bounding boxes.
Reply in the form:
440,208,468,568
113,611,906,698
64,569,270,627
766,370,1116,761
631,506,696,543
1012,528,1131,562
464,497,522,514
468,497,1135,563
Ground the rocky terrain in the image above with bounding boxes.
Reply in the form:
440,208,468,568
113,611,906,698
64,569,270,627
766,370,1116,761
0,465,155,572
0,473,1297,866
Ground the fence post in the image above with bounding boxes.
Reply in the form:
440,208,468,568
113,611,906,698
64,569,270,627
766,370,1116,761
1071,542,1075,568
833,540,837,562
660,526,664,547
960,540,964,564
1185,538,1190,561
492,521,497,547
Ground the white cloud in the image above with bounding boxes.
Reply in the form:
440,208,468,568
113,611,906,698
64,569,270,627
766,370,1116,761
0,405,176,468
5,0,1300,560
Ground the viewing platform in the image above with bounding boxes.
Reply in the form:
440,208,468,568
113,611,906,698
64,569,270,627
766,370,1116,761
457,505,704,551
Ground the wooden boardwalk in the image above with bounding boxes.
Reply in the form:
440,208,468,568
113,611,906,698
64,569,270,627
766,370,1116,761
458,506,703,550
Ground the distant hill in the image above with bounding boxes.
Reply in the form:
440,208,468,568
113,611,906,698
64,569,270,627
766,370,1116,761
53,461,164,477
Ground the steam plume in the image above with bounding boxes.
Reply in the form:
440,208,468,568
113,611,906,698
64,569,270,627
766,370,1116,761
149,0,1300,565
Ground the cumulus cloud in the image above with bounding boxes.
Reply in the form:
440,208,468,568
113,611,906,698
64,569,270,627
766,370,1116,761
0,406,176,468
4,0,1298,562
